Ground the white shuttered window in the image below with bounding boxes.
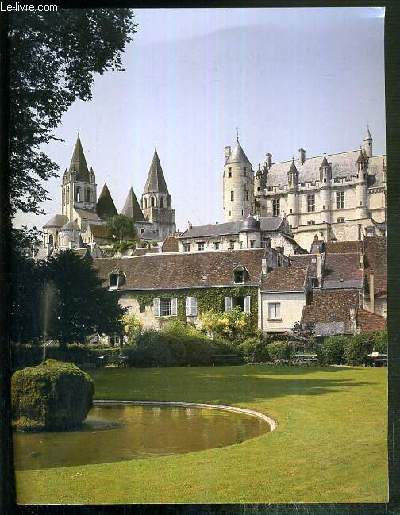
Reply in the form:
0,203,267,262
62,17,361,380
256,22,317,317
224,297,233,312
244,296,251,314
186,297,198,316
153,297,160,316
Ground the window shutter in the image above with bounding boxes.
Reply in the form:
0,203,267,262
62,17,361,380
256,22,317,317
185,297,191,316
191,297,198,316
244,296,251,314
153,297,160,316
171,297,178,316
224,297,233,312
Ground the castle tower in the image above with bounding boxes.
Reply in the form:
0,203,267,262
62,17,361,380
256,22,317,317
61,136,97,221
355,147,368,219
319,155,332,224
287,158,299,228
223,137,254,222
122,187,144,221
141,150,175,239
362,126,373,158
96,183,117,220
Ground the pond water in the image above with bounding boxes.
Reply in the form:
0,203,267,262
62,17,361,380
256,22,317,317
13,403,270,470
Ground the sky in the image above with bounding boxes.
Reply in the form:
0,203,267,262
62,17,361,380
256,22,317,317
15,7,386,232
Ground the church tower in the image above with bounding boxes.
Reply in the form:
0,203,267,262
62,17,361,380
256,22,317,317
223,136,254,222
61,136,97,222
140,150,175,239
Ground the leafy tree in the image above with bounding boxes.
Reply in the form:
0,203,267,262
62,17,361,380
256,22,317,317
9,9,136,216
45,250,124,345
121,313,143,343
200,307,254,342
106,214,137,244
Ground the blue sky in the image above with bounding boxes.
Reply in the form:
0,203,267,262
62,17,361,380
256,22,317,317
15,7,386,231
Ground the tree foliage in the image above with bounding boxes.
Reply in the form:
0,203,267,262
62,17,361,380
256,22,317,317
9,9,136,216
106,214,137,243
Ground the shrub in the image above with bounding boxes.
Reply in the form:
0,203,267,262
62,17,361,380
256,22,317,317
267,341,294,363
370,331,387,354
239,337,270,363
343,334,374,365
200,307,254,342
12,359,94,431
316,336,347,365
121,313,143,343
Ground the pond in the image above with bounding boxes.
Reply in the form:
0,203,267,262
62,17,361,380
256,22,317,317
13,402,271,470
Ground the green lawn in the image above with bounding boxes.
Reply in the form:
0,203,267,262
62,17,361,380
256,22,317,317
16,365,387,504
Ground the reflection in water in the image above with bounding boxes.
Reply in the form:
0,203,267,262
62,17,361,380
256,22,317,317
13,404,270,471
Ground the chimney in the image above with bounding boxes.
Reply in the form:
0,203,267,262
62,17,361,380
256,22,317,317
298,148,306,165
225,146,231,159
316,254,323,284
369,270,375,313
261,258,268,275
265,153,272,168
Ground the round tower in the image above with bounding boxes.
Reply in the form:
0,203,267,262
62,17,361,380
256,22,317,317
319,155,332,224
355,147,368,219
223,137,254,222
287,158,299,228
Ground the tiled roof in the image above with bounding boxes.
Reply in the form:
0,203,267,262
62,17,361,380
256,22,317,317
266,150,385,187
43,214,68,228
325,240,362,254
322,252,363,289
302,289,359,331
363,236,387,296
179,216,284,239
131,247,160,256
162,236,179,252
289,254,317,278
357,309,386,333
75,208,102,222
93,249,266,290
261,266,308,292
88,223,112,239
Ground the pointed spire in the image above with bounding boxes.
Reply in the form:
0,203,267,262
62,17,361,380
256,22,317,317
143,150,169,194
69,135,90,181
364,124,372,141
122,187,145,221
96,183,117,220
356,146,367,163
226,139,251,165
320,155,329,167
289,156,298,173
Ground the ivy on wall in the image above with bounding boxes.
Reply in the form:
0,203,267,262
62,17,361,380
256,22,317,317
117,286,258,327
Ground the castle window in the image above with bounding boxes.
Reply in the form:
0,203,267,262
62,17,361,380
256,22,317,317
272,198,280,217
336,191,345,209
242,210,244,216
144,198,148,209
213,242,220,250
197,242,205,251
85,188,90,203
228,167,232,178
183,243,191,252
337,217,345,223
289,209,292,214
228,210,231,217
257,186,261,191
48,234,53,246
160,197,164,208
151,197,155,207
231,191,234,202
140,228,145,234
307,194,315,212
244,167,247,176
250,240,256,248
229,240,235,250
75,187,81,202
167,196,171,207
307,220,315,225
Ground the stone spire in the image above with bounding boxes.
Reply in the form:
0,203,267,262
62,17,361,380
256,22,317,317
121,187,144,221
144,150,169,194
69,135,90,182
320,155,329,167
96,183,117,220
226,140,251,165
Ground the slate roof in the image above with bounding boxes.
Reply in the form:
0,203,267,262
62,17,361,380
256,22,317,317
322,252,363,289
144,151,169,193
96,184,117,220
121,187,144,221
289,254,317,278
261,266,308,292
68,136,90,182
93,249,266,290
226,141,251,165
363,236,387,297
266,150,385,187
61,220,79,231
179,216,285,239
88,223,112,240
325,240,362,254
302,289,359,331
75,208,102,222
43,214,68,228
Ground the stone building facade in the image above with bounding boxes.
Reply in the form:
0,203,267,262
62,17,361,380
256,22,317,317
43,138,176,255
223,129,386,250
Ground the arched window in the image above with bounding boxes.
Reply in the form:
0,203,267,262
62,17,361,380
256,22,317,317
66,186,70,204
75,186,81,202
151,196,155,207
167,196,171,207
144,197,148,209
48,234,53,246
85,188,90,203
160,197,164,208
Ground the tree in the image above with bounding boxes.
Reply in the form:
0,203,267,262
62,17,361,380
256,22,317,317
9,9,136,216
45,250,124,345
106,214,137,243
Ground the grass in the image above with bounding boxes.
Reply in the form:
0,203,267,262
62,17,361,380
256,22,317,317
15,365,387,504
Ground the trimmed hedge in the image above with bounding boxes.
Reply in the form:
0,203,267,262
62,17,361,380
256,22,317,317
316,336,347,365
239,337,270,364
11,343,121,370
12,359,94,431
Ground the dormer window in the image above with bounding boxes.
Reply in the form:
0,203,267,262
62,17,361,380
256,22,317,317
233,266,248,284
109,271,125,289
